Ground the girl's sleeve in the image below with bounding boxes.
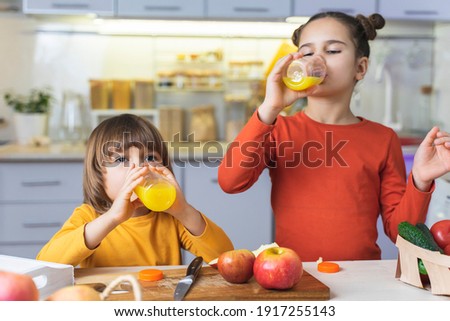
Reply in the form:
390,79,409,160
379,134,434,242
36,205,96,266
178,213,234,263
218,111,275,193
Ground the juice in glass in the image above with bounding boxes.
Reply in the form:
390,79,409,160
282,56,326,91
135,179,176,212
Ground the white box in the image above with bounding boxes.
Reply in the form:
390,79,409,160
0,255,74,300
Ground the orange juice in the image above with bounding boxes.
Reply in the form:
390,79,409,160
282,76,323,91
283,56,326,91
134,181,176,212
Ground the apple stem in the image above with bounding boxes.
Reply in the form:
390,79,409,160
100,274,142,301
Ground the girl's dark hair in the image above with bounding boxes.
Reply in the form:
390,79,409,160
291,12,385,58
83,113,172,214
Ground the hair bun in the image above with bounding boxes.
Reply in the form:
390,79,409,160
356,13,385,41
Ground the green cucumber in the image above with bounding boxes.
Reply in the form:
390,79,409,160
415,223,444,254
418,259,427,275
398,221,441,252
398,221,442,276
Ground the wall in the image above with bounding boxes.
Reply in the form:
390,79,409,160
432,23,450,132
0,13,436,142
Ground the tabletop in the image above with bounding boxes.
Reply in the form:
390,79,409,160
75,259,449,301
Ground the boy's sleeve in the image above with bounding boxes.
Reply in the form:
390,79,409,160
179,213,234,263
36,205,96,266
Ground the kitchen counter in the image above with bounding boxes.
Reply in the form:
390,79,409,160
0,141,230,162
75,260,449,301
0,143,86,162
304,260,448,301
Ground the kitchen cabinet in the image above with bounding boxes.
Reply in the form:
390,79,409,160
180,160,273,263
206,0,291,20
293,0,377,17
378,0,450,21
117,0,205,19
22,0,114,16
0,161,83,259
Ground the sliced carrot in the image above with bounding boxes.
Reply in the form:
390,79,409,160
138,269,164,281
317,261,340,273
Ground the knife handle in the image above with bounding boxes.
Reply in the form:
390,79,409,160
186,256,203,279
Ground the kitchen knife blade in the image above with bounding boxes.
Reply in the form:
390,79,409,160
173,256,203,301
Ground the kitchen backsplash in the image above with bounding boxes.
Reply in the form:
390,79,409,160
0,13,447,142
432,23,450,132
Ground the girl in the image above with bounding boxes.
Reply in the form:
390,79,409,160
37,114,233,267
218,12,450,262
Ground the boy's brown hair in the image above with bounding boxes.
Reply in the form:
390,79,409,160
83,113,172,213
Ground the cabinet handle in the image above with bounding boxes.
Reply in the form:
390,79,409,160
233,7,269,13
51,3,90,9
210,178,218,184
21,180,61,187
404,10,438,16
144,6,181,12
319,8,354,14
23,222,62,229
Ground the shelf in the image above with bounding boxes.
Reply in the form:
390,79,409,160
90,109,159,128
155,87,225,93
226,77,264,82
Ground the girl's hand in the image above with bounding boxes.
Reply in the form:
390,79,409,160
258,52,315,125
149,164,206,236
108,164,149,224
412,126,450,191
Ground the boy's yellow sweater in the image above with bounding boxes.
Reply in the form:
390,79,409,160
36,204,233,267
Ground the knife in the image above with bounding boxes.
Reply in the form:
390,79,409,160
174,256,203,301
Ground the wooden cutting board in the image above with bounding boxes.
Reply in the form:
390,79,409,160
75,266,330,301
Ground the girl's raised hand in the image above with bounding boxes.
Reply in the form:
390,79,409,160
258,52,314,125
412,126,450,191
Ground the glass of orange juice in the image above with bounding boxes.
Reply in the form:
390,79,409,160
282,56,326,91
134,170,176,212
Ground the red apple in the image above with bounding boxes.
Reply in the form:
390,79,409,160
253,247,303,290
430,220,450,252
218,249,255,284
0,271,39,301
444,243,450,256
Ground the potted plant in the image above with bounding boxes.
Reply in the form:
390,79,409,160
3,88,53,145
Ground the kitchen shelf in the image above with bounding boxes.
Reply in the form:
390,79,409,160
226,77,264,82
155,87,225,93
90,109,159,128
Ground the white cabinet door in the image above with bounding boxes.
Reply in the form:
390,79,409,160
23,0,114,16
379,0,450,21
0,161,83,259
293,0,377,17
183,161,273,254
117,0,205,19
207,0,291,20
0,163,83,202
0,202,79,243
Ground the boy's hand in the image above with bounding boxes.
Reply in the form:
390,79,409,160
108,164,149,224
149,164,187,218
151,165,206,235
